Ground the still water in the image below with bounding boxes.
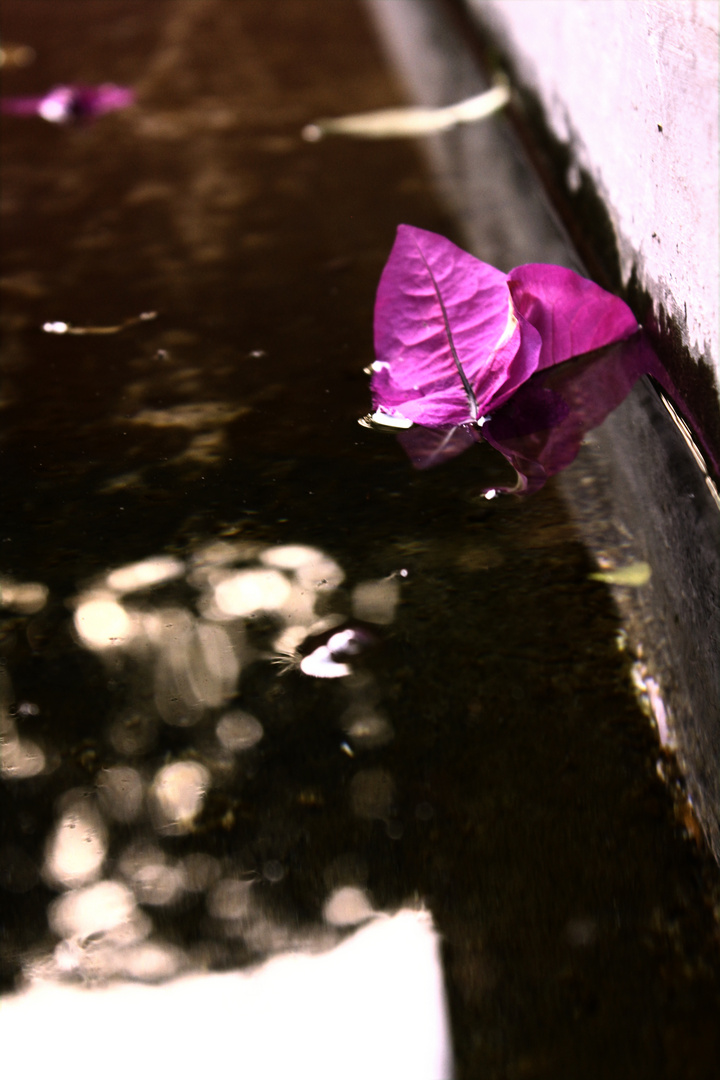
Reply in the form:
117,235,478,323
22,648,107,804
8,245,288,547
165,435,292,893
1,2,719,1077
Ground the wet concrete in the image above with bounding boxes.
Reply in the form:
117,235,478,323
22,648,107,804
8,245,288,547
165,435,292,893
1,2,719,1078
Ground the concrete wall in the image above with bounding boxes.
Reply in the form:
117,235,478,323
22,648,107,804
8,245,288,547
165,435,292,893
468,0,719,384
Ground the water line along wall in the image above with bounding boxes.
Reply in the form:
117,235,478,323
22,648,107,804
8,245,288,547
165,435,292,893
365,0,720,861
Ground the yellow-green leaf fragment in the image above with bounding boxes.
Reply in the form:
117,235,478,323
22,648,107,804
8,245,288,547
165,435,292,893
589,561,652,586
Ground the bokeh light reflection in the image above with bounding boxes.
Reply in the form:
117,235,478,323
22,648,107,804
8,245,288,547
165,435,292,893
44,794,108,889
149,761,211,834
73,595,138,650
216,710,263,752
96,766,144,823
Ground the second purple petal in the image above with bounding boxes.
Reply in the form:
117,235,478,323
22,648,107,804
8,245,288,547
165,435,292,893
507,264,638,371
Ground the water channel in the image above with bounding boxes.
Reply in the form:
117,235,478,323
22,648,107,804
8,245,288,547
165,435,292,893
1,2,719,1077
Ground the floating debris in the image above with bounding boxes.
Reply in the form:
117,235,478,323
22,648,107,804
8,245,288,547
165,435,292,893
1,83,134,124
589,561,652,587
302,83,509,141
0,43,35,69
42,311,157,336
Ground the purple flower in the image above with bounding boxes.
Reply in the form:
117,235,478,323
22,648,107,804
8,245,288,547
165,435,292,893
1,84,134,124
368,225,638,430
397,330,660,491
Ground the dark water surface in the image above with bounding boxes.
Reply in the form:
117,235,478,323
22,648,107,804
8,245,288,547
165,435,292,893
1,2,719,1077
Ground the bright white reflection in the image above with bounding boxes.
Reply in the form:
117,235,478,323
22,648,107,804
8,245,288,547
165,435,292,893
150,762,210,834
106,556,185,594
212,568,292,618
49,880,136,941
1,910,453,1080
323,886,375,927
74,596,138,649
44,796,107,888
259,544,326,570
1,733,45,779
0,578,49,614
300,646,351,679
216,710,263,752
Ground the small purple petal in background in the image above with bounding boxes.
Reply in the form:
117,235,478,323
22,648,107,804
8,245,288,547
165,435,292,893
1,84,134,124
507,263,638,371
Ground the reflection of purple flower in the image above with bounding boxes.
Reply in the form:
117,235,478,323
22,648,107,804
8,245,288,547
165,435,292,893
1,84,134,124
368,225,638,430
397,331,661,489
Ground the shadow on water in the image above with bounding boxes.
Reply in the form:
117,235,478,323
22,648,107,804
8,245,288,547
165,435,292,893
1,2,719,1077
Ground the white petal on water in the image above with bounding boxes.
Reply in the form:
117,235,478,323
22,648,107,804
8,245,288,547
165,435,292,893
303,83,510,139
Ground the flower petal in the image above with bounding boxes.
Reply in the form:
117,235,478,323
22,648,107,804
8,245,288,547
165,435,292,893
507,264,638,370
372,225,529,426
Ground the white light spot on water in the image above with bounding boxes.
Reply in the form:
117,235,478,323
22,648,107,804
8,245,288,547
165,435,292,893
343,711,394,749
106,556,184,594
74,596,137,649
0,579,49,614
118,843,185,907
260,544,325,570
44,798,107,888
0,735,45,779
294,555,345,592
352,578,399,625
49,880,136,941
150,761,210,834
216,710,263,752
484,488,497,500
134,862,186,906
213,568,292,617
323,886,375,927
42,320,69,334
300,646,351,679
